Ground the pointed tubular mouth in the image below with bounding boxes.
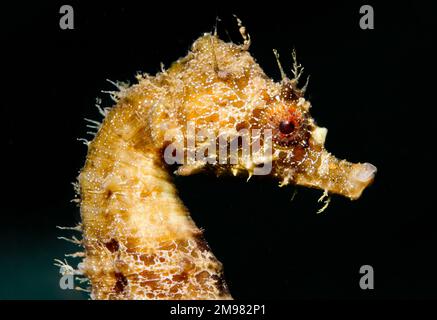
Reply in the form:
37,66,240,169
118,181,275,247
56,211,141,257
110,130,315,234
346,162,377,199
351,162,377,184
294,151,377,200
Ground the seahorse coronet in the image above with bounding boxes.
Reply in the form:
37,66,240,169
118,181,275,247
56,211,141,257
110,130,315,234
72,30,376,300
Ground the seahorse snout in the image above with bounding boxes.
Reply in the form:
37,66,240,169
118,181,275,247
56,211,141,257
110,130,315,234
292,149,377,200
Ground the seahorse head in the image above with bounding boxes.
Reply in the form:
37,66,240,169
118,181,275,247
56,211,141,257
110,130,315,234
152,34,376,200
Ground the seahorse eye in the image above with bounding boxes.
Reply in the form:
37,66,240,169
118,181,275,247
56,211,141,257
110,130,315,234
279,120,295,134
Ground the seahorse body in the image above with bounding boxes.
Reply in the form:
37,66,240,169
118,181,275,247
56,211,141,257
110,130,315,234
77,33,376,299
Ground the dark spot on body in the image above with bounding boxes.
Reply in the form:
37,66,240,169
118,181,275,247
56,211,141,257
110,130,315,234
114,272,128,294
105,189,113,199
236,121,249,131
105,238,119,252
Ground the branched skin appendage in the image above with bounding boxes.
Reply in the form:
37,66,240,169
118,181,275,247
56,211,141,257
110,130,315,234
73,32,376,300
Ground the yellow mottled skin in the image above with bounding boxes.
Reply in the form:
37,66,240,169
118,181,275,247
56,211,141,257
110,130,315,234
76,33,376,300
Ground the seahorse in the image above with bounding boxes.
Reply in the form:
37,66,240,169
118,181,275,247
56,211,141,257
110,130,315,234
71,26,376,300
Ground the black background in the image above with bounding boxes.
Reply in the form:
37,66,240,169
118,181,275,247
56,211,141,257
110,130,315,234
1,1,436,299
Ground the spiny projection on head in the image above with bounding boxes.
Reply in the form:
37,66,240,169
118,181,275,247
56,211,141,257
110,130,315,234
59,21,376,300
